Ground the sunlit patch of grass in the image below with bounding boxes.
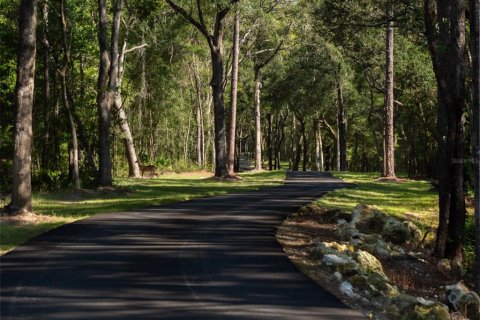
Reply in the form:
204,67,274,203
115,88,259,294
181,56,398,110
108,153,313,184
316,172,439,228
1,170,285,254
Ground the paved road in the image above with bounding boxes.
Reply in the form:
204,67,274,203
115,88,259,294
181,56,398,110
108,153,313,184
1,172,364,320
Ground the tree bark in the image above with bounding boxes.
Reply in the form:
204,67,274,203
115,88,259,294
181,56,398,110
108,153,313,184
425,0,467,260
314,118,324,171
383,3,395,178
267,113,273,170
254,69,262,170
227,5,240,176
470,0,480,294
96,0,112,187
116,39,141,178
337,78,347,171
8,0,37,214
41,1,51,170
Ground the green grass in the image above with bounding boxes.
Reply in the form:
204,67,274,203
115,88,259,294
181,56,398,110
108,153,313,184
316,172,439,228
0,170,285,254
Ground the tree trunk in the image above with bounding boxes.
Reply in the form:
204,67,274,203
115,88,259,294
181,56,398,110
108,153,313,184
211,49,228,177
96,0,112,187
254,69,262,170
227,6,240,176
337,77,348,171
41,1,51,170
290,113,296,170
314,118,324,171
267,113,273,170
298,118,307,171
116,39,141,178
8,0,37,214
471,0,480,294
383,3,395,178
425,0,466,260
59,0,80,190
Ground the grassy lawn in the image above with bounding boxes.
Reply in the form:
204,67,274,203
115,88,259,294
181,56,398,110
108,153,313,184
0,170,285,254
316,172,439,228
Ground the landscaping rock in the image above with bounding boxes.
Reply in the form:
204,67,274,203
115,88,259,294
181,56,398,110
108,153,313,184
339,281,361,300
381,217,410,245
351,204,387,234
402,221,423,243
322,254,350,267
354,250,384,275
446,282,480,320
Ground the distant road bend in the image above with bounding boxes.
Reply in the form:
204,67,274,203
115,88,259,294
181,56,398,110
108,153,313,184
1,171,365,319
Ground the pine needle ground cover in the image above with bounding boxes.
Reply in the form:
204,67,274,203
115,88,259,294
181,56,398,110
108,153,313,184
0,170,285,254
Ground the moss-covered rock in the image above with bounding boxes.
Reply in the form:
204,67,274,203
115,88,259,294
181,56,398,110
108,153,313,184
354,250,384,274
381,217,410,245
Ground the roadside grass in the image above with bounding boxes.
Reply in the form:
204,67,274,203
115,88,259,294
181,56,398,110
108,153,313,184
316,172,439,228
0,170,285,254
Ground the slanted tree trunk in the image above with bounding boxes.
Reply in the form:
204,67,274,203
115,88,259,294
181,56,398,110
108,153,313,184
337,77,347,171
227,5,240,176
425,0,467,260
96,0,112,187
8,0,37,214
383,2,395,178
115,39,141,178
471,0,480,294
59,0,80,190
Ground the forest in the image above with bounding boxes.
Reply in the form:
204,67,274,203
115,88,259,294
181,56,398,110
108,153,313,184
0,0,479,302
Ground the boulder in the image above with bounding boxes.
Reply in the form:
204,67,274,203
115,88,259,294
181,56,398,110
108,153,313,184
446,282,480,320
381,217,410,245
351,204,387,234
337,224,360,241
322,254,350,267
354,250,384,275
402,221,423,243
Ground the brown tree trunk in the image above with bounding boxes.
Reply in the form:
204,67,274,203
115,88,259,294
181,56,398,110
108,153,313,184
471,0,480,293
267,113,273,170
337,77,347,171
96,0,112,187
9,0,37,214
383,3,395,178
227,6,240,176
41,1,51,170
254,69,262,170
425,0,467,260
299,118,307,171
290,113,297,170
211,49,228,177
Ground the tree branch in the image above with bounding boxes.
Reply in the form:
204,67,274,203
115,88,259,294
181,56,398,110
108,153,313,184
166,0,209,40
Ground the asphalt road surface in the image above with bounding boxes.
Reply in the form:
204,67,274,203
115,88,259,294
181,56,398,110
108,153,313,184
1,171,365,319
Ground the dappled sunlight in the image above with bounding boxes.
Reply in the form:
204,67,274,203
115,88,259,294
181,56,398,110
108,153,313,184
316,172,439,227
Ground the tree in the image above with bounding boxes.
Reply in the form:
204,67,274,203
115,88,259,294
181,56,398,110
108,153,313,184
383,1,395,178
227,4,240,176
7,0,37,214
96,0,124,187
425,0,467,260
470,0,480,293
166,0,238,178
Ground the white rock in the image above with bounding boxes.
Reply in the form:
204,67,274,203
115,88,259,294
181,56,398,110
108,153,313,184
333,272,342,282
417,297,435,306
337,219,347,225
322,254,349,266
340,281,360,300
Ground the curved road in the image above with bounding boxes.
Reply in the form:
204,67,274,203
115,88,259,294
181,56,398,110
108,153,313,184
1,172,364,319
